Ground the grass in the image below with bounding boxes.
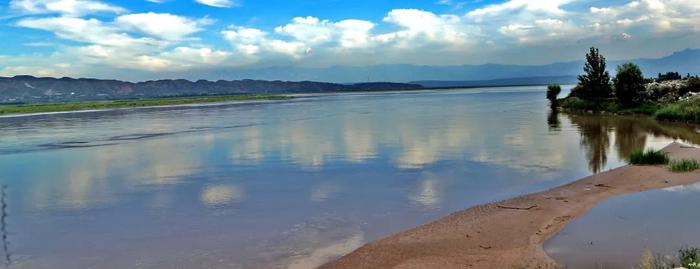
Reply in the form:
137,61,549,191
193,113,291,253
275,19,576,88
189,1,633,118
669,159,700,172
654,100,700,123
0,94,291,115
559,96,700,124
629,149,669,165
639,247,700,269
559,97,620,112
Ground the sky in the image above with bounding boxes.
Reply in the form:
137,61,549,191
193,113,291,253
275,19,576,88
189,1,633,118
0,0,699,80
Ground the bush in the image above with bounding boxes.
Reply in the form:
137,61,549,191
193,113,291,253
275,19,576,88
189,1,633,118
669,159,700,172
679,247,700,269
546,84,562,108
639,247,700,269
629,149,669,165
687,76,700,93
560,96,619,112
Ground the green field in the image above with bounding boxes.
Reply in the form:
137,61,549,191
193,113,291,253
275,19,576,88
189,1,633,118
0,95,291,115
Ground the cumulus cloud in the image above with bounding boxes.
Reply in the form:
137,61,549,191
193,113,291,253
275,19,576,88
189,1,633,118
467,0,574,20
3,0,700,79
10,0,127,16
116,12,211,41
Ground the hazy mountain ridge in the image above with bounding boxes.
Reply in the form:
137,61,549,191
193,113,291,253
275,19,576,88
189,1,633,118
1,49,697,104
199,48,699,83
0,77,422,104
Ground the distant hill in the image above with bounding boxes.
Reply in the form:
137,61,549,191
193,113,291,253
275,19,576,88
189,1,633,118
413,76,578,88
0,77,422,104
174,48,700,83
2,48,697,104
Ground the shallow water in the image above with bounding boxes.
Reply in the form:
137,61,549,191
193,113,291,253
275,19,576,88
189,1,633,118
0,87,699,269
545,182,700,269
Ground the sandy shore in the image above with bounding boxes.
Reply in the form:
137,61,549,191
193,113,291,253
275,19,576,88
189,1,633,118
321,142,700,269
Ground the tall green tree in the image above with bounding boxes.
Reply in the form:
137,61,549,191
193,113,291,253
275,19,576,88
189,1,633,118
614,63,645,106
577,47,612,100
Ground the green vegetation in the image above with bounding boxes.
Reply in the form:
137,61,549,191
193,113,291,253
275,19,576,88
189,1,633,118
669,159,700,172
654,99,700,122
0,95,291,115
639,247,700,269
554,46,700,124
614,63,646,107
657,71,683,82
629,149,669,165
573,47,612,100
546,84,561,109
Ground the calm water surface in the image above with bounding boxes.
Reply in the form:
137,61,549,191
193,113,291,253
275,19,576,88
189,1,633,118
0,87,699,269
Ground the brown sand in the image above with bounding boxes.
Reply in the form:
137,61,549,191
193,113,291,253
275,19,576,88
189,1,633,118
321,142,700,269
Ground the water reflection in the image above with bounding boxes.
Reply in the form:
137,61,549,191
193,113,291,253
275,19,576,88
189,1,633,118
565,113,700,173
4,88,700,269
411,173,441,210
547,110,561,132
201,184,244,206
1,186,11,267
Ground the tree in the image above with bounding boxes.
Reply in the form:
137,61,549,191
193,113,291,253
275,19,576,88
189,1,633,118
577,47,612,100
657,72,682,82
546,84,562,109
614,63,645,106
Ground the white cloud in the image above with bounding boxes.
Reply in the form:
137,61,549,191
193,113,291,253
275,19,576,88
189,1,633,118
116,12,211,41
467,0,574,20
16,17,161,48
195,0,235,8
10,0,127,16
4,0,700,79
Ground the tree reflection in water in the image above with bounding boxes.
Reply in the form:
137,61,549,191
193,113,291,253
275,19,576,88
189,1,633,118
547,110,561,132
565,113,700,173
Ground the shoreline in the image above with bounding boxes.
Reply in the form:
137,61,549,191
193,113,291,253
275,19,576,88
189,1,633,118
0,86,554,118
321,142,700,269
0,95,291,118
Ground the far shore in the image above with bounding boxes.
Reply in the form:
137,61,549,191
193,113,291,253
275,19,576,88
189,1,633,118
0,94,291,117
321,142,700,269
0,85,564,118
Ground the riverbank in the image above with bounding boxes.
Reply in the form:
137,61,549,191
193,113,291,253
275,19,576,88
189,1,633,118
0,94,291,116
321,142,700,269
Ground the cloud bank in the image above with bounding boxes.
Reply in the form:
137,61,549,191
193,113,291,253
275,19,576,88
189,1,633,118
2,0,700,80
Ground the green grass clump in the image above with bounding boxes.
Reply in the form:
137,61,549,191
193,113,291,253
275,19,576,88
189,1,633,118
654,100,700,122
629,149,669,165
669,159,700,172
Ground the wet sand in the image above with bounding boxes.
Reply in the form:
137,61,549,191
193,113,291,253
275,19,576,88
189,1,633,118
321,142,700,269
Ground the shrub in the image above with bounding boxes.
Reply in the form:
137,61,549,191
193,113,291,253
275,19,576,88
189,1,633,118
546,84,562,108
614,63,646,106
629,149,669,165
686,76,700,93
669,159,700,172
678,247,700,269
639,248,700,269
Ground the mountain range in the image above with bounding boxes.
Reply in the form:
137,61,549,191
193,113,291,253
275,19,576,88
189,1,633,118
0,77,421,104
168,48,699,83
0,48,697,104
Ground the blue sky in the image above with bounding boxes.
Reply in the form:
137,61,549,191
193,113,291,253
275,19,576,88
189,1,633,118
1,0,699,80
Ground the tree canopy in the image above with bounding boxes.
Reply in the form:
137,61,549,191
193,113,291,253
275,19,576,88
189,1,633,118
577,47,612,99
614,63,646,106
